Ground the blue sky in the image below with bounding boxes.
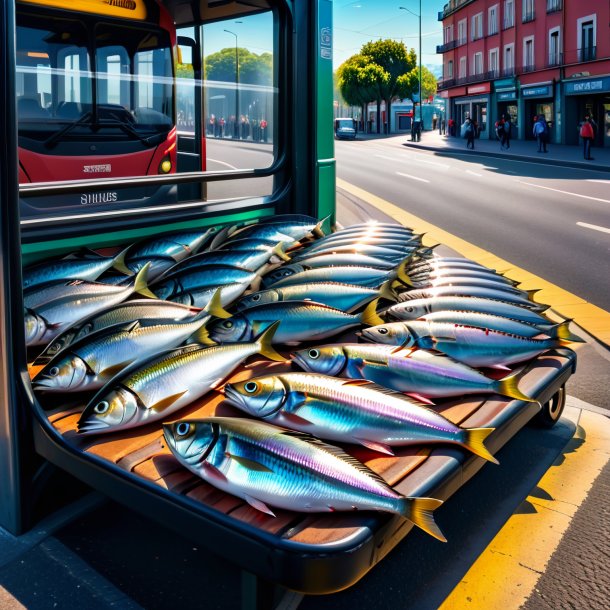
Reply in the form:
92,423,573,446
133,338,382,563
333,0,444,69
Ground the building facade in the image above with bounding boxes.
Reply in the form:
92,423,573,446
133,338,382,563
437,0,610,147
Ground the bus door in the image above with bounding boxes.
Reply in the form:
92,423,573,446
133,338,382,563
176,31,205,201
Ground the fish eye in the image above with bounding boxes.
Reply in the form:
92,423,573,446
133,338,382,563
244,381,258,393
406,307,414,312
222,320,234,329
252,294,261,301
283,271,292,276
94,401,109,414
378,328,389,335
49,366,60,376
308,349,320,359
176,422,190,436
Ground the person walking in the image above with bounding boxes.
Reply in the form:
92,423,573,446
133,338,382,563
495,116,506,150
463,117,475,149
533,115,548,153
579,114,595,160
503,114,512,149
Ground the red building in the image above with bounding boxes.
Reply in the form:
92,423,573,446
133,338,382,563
437,0,610,147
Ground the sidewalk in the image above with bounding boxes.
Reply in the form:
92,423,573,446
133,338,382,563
402,130,610,172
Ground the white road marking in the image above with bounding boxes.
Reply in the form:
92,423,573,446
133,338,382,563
375,153,449,169
207,158,239,170
516,180,610,204
576,221,610,235
396,171,430,183
466,170,482,177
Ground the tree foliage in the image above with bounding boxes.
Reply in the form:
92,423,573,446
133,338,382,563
204,47,272,85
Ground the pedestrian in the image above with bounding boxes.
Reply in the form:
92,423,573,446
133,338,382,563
495,117,506,150
579,114,596,160
533,115,548,153
448,118,455,137
260,118,268,142
503,114,512,149
462,117,475,149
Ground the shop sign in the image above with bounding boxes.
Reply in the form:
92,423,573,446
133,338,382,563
522,85,552,98
467,83,491,94
495,78,516,88
497,91,517,101
564,76,610,95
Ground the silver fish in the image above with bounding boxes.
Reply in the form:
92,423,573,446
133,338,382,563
169,282,251,309
77,323,285,434
163,417,446,541
126,229,214,262
290,243,409,262
33,312,210,393
402,275,524,294
287,252,401,270
33,299,201,366
361,321,571,368
223,372,498,463
292,343,534,401
230,217,327,241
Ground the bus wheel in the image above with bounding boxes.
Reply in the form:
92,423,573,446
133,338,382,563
534,385,566,428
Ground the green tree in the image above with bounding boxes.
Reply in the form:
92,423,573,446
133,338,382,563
397,65,438,108
204,47,272,86
361,39,416,133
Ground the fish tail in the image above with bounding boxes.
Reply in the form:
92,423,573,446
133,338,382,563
402,497,446,542
526,289,543,303
360,298,384,326
313,215,331,238
191,323,217,346
134,263,157,299
378,279,399,302
553,320,584,343
112,246,134,275
495,373,535,403
461,428,499,464
273,243,291,262
416,244,439,258
255,320,287,362
396,259,414,287
207,288,232,319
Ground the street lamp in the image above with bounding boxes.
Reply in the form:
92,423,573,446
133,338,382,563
400,3,422,124
224,28,239,138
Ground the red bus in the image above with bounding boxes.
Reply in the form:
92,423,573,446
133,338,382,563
16,0,177,217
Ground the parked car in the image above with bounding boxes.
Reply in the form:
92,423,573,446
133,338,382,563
334,117,357,140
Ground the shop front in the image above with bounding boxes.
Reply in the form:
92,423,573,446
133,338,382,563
494,78,518,133
452,83,491,139
563,76,610,148
522,84,554,141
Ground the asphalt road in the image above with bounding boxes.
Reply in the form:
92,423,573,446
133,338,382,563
335,137,610,313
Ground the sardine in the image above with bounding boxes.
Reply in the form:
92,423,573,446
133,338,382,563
223,372,498,463
361,321,572,368
292,343,534,401
125,229,214,262
402,274,524,294
287,252,402,270
77,323,285,434
290,243,409,262
163,417,446,541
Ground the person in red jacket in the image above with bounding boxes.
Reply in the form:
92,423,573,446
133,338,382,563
579,114,596,160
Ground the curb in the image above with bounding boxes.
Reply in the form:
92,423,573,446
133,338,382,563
402,142,610,173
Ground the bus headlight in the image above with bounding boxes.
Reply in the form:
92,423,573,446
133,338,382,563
158,157,172,173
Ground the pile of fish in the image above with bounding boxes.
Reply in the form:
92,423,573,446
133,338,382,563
27,215,581,541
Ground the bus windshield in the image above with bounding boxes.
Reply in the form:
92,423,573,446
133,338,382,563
16,12,173,146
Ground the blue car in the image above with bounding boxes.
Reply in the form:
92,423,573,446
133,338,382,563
334,118,357,140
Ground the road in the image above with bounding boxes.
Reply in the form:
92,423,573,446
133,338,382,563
335,137,610,312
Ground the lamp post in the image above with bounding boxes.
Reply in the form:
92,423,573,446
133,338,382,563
400,2,422,124
224,28,239,138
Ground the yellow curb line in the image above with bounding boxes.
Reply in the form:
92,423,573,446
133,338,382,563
439,407,610,610
337,178,610,346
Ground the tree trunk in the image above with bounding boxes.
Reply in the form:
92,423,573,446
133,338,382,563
376,98,381,134
362,103,367,133
387,98,392,134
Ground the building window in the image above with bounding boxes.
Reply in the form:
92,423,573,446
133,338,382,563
547,0,562,14
447,60,454,79
488,5,499,36
472,13,483,40
504,43,514,75
458,19,467,45
444,24,454,44
578,17,596,62
489,48,499,77
473,52,483,75
503,0,514,29
523,37,534,71
549,28,561,66
522,0,535,23
459,56,467,78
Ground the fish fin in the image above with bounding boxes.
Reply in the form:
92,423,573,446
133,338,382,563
396,259,414,287
244,494,276,517
495,373,535,403
487,363,512,371
341,379,372,387
553,320,585,343
255,320,287,362
151,391,188,412
416,244,439,258
360,298,384,326
125,320,141,333
133,262,157,299
98,361,135,377
207,289,232,319
378,279,399,302
282,412,314,427
405,392,435,405
191,324,217,346
202,463,229,484
313,215,330,238
272,242,291,262
461,428,499,464
526,289,542,302
227,453,274,473
251,321,271,338
354,438,394,456
404,497,446,542
112,246,134,276
209,377,226,389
